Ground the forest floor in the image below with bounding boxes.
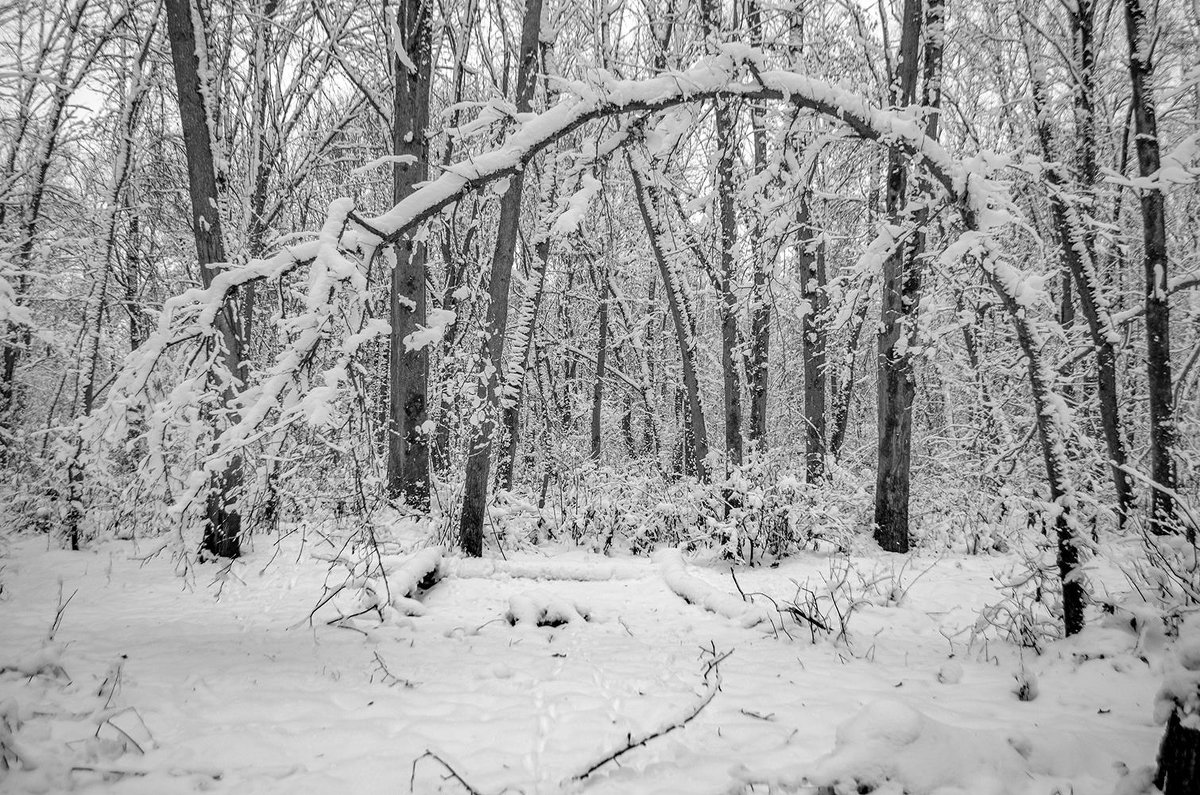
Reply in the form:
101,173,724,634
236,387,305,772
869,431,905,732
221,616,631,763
0,523,1166,794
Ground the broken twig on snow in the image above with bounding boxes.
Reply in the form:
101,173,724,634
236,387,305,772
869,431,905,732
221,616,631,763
569,647,731,782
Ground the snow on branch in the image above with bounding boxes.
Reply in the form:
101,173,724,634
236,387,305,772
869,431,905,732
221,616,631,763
0,271,32,328
360,50,976,246
655,548,772,628
84,198,387,537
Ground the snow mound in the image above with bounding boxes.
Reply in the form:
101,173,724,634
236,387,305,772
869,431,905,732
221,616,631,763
807,699,1033,795
449,556,644,581
0,643,66,679
1154,627,1200,727
351,546,444,617
505,591,590,628
654,548,772,628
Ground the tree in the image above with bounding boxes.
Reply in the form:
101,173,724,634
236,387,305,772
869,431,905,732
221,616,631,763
1123,0,1183,536
164,0,245,558
386,0,434,511
873,0,926,553
458,0,546,556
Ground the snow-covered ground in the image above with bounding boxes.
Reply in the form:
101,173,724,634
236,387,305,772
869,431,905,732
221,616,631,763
0,527,1164,793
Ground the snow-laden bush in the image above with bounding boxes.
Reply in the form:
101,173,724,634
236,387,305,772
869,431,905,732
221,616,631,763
493,452,870,562
1122,510,1200,638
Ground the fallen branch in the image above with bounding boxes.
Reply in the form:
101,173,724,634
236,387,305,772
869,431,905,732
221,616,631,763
656,549,771,628
569,648,731,783
411,749,484,795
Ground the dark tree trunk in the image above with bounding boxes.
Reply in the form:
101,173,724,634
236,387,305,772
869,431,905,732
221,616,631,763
830,275,871,460
798,198,827,482
125,210,147,352
386,0,433,511
699,0,744,468
630,157,709,481
745,0,771,450
1156,709,1200,795
591,265,609,461
1023,7,1134,525
458,0,544,555
165,0,244,558
873,0,924,553
1124,0,1181,536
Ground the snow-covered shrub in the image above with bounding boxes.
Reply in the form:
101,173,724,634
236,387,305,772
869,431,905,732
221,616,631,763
1148,614,1200,795
1126,525,1200,630
512,453,870,562
970,542,1064,654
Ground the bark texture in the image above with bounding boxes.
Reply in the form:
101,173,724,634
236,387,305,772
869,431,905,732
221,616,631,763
1123,0,1181,535
165,0,244,558
387,0,434,510
873,0,924,553
458,0,544,555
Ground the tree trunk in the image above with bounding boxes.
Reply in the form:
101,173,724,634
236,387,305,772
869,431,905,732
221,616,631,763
458,0,544,555
1123,0,1181,536
798,197,827,482
699,0,744,469
591,263,610,461
1156,708,1200,795
165,0,243,558
1023,9,1134,525
745,0,771,450
497,148,559,492
990,274,1086,636
629,155,709,481
386,0,433,511
873,0,924,553
496,240,551,491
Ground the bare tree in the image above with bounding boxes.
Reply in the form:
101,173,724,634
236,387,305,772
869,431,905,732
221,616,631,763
458,0,545,555
387,0,434,510
164,0,245,558
873,0,925,553
1123,0,1183,536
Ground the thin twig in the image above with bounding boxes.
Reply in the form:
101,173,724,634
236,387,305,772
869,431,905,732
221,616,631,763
570,649,731,782
411,749,484,794
49,582,77,640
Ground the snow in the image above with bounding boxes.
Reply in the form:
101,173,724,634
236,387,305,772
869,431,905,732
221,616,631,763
402,308,456,352
0,271,32,327
1105,132,1200,192
804,699,1033,794
362,52,981,242
654,547,772,628
506,591,590,627
349,154,418,177
0,534,1165,793
550,173,602,236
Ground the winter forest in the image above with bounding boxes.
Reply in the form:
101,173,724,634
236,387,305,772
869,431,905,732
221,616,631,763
1,0,1199,790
